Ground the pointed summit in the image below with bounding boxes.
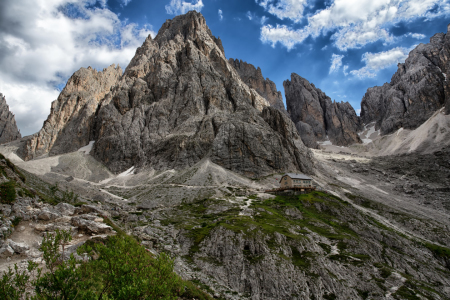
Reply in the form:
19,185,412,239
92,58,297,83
0,93,21,144
19,11,314,177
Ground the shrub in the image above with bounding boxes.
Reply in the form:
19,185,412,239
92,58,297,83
0,181,16,204
0,229,214,300
80,234,182,299
11,217,21,227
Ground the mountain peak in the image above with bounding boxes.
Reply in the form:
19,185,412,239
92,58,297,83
0,93,21,144
18,11,314,178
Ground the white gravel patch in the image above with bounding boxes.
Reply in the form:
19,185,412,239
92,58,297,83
78,141,95,154
367,184,389,195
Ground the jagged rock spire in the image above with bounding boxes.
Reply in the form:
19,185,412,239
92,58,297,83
229,58,289,115
361,23,450,134
0,93,21,144
284,73,362,147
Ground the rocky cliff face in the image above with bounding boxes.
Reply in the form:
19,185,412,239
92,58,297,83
361,24,450,134
0,93,21,144
19,11,314,178
229,58,288,115
17,65,122,160
284,73,362,147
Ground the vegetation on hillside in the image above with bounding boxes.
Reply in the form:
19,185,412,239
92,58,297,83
1,228,214,300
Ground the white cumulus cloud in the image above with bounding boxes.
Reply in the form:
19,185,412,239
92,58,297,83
343,65,349,76
165,0,203,15
260,24,308,50
329,54,344,74
218,9,223,21
261,16,269,24
121,0,132,6
0,0,155,136
405,32,427,39
260,0,450,51
256,0,308,23
350,47,409,78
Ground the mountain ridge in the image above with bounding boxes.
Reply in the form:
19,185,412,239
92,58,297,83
16,11,314,178
360,24,450,135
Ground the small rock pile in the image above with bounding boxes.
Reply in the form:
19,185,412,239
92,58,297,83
0,197,114,259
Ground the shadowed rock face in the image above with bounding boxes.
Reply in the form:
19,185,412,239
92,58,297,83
228,58,288,115
0,93,21,144
284,73,362,147
361,24,450,134
18,11,314,178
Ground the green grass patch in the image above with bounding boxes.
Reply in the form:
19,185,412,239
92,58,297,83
291,246,315,269
130,211,143,215
422,242,450,260
0,153,26,182
393,282,421,300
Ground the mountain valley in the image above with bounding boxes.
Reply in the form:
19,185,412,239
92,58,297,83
0,10,450,300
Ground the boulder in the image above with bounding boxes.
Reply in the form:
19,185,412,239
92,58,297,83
0,245,14,258
54,203,76,216
6,239,29,254
71,216,112,234
38,210,61,221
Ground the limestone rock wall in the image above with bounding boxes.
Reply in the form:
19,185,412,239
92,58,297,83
0,94,21,144
361,24,450,134
229,58,288,115
284,73,362,147
91,12,311,177
18,65,122,160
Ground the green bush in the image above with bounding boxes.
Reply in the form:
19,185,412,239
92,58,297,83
80,234,182,299
0,181,16,204
0,229,214,300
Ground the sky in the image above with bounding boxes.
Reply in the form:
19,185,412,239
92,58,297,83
0,0,449,136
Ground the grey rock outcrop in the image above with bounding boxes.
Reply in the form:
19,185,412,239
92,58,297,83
19,11,314,178
0,93,21,144
0,245,14,258
361,24,450,134
284,73,362,147
71,216,112,234
17,65,122,160
229,58,288,115
6,239,29,254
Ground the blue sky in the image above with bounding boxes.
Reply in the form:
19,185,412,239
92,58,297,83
0,0,449,135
